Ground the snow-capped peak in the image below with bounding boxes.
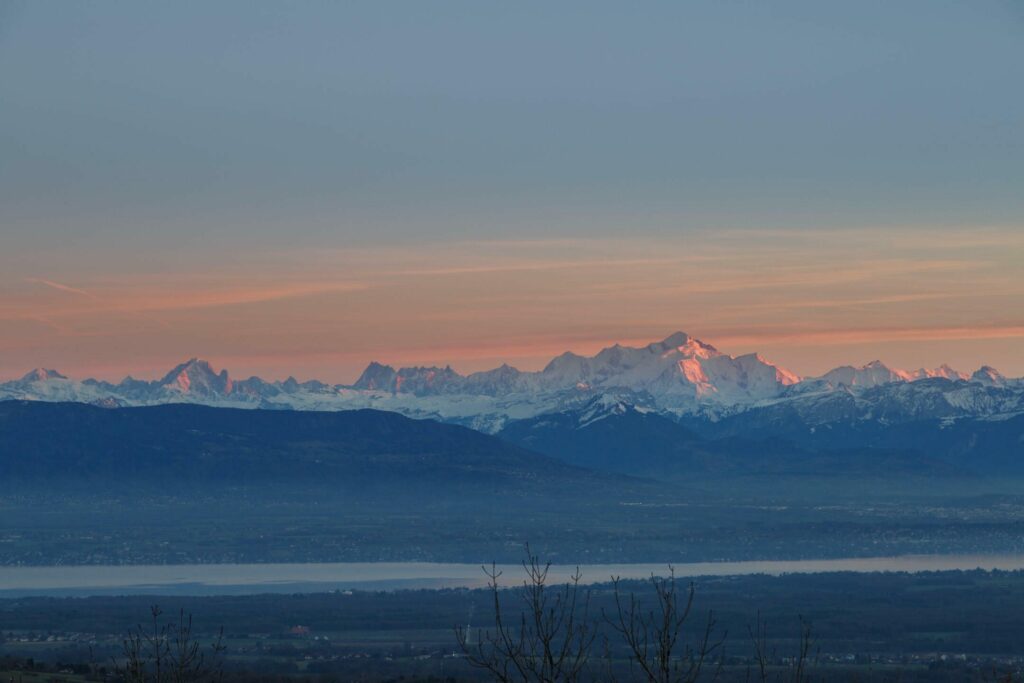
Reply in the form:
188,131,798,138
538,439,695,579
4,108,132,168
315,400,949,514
820,359,974,389
971,365,1006,386
821,361,908,388
339,332,801,411
675,337,719,360
909,364,969,381
3,331,1020,436
541,351,590,383
159,358,232,395
657,331,692,350
19,368,67,383
353,361,397,391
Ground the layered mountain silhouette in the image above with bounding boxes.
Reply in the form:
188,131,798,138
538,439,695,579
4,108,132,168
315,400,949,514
3,332,1019,431
2,332,1021,477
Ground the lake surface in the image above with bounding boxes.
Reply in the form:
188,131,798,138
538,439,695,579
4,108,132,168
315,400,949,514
2,554,1023,597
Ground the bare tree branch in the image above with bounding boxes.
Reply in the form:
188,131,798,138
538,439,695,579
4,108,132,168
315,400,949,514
605,568,724,683
456,545,597,683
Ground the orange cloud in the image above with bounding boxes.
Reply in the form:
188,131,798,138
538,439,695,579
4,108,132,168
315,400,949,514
3,227,1023,379
712,324,1024,347
25,278,99,299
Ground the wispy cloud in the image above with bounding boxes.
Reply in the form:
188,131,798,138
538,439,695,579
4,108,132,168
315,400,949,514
3,281,371,320
4,227,1024,379
123,282,372,313
26,278,99,299
713,324,1024,347
390,257,695,278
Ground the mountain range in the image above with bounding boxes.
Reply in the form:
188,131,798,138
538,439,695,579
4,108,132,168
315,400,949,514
2,332,1020,435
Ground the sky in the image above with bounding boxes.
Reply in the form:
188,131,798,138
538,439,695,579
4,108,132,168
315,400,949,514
1,1,1023,382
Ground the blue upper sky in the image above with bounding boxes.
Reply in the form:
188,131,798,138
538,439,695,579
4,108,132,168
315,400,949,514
3,1,1022,251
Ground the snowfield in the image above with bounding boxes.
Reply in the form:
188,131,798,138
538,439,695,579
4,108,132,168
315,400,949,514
2,331,1021,432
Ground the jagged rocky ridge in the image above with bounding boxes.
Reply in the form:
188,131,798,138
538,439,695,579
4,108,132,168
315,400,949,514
1,332,1021,434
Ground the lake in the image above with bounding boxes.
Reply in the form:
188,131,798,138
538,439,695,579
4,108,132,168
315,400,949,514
3,553,1024,596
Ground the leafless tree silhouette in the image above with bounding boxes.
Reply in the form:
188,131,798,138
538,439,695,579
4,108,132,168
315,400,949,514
456,546,597,683
117,605,225,683
747,612,814,683
606,567,725,683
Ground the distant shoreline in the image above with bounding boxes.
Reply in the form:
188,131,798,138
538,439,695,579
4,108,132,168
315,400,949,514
4,553,1024,597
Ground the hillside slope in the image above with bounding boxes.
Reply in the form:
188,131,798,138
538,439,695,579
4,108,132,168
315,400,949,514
0,401,595,489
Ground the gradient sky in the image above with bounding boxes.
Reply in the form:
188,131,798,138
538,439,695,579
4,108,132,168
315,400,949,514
2,1,1023,382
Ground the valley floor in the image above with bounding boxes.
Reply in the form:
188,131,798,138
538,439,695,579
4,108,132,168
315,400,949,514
3,569,1024,682
4,476,1024,567
5,477,1024,680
